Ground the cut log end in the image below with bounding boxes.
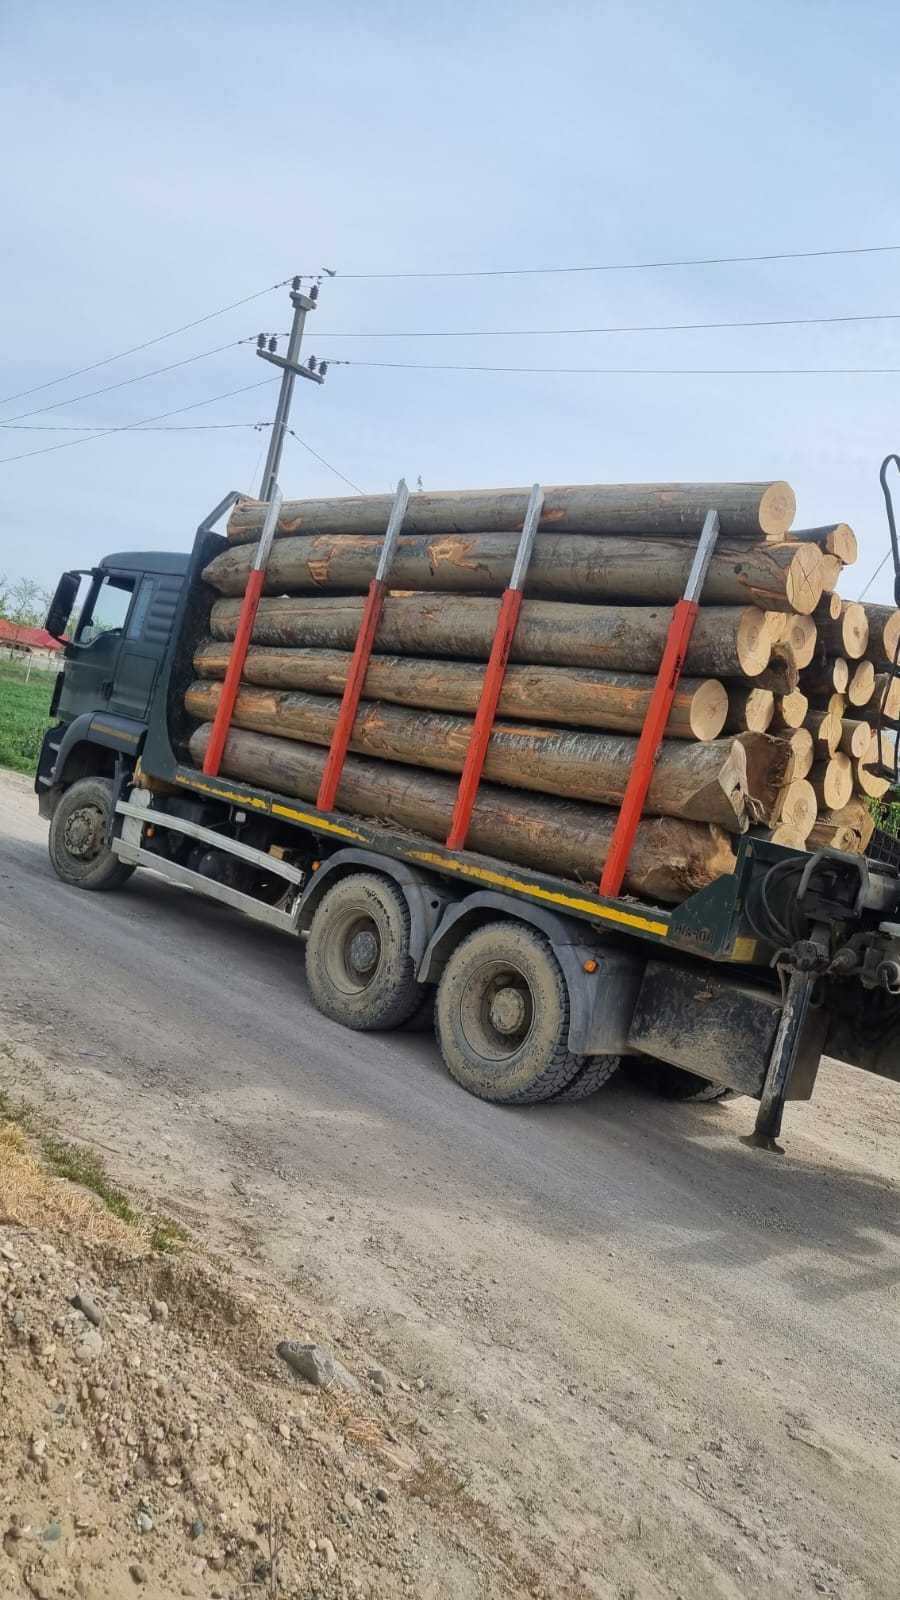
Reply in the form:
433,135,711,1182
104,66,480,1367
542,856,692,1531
759,481,797,538
847,660,875,707
811,754,853,811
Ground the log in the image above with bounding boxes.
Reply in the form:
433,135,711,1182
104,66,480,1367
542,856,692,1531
790,524,858,563
771,614,817,668
725,686,773,734
770,690,808,731
805,710,842,756
203,532,825,613
748,662,800,694
193,642,729,739
209,594,772,678
184,680,751,830
839,719,873,760
803,653,849,697
226,481,797,544
734,733,796,821
813,594,843,623
187,724,737,904
764,612,789,642
767,823,812,848
861,604,900,667
873,672,900,723
806,819,862,852
784,727,814,780
772,779,817,837
815,602,868,660
810,755,853,811
819,554,844,592
856,731,897,798
811,801,875,852
847,659,875,707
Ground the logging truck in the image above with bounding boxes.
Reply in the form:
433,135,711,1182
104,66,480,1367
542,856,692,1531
33,483,900,1149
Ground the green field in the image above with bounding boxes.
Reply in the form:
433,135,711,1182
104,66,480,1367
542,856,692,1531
0,658,55,773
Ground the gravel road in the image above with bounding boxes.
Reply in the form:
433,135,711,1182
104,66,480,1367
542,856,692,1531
1,767,898,1599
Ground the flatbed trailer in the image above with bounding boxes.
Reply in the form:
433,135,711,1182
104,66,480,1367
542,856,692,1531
35,491,900,1150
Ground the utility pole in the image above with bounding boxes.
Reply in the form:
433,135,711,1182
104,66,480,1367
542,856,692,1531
256,277,326,501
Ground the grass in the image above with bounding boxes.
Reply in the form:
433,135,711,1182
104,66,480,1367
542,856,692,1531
40,1134,136,1222
0,657,55,773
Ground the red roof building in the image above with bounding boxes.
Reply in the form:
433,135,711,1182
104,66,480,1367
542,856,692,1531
0,618,63,653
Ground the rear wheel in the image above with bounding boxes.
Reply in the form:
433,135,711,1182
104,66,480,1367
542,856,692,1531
435,921,585,1105
48,777,134,891
629,1057,734,1102
305,872,427,1031
550,1055,622,1102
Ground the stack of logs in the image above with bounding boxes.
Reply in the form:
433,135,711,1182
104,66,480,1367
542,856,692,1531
183,482,900,905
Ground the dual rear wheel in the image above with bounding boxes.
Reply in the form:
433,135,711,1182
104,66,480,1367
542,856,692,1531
307,880,728,1106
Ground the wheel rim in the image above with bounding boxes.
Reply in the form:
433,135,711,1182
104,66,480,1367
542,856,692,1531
459,958,535,1065
322,906,383,996
63,804,105,862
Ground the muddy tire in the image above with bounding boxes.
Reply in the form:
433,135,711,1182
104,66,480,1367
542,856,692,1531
305,872,427,1031
435,921,585,1105
48,777,134,891
550,1055,622,1102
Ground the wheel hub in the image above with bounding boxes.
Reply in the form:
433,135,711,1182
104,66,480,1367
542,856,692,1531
347,927,379,977
488,984,528,1036
63,805,104,861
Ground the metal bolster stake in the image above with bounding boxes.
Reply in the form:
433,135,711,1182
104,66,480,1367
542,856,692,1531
202,485,284,777
745,927,829,1152
598,508,721,899
316,479,410,812
445,484,544,852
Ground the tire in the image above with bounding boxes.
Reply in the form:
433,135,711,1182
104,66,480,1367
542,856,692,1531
550,1055,622,1102
435,921,585,1105
304,872,427,1031
47,777,135,892
629,1057,734,1102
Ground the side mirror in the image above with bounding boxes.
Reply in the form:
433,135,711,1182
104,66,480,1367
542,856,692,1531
45,571,81,640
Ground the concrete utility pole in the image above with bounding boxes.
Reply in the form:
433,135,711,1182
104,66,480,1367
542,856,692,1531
256,277,326,501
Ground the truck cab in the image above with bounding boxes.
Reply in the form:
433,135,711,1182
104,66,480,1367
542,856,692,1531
36,551,188,819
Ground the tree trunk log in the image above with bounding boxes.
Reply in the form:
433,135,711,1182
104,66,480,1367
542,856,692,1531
770,690,808,731
815,602,868,660
733,733,796,820
810,755,853,810
184,680,751,829
847,660,875,707
784,727,814,780
772,780,817,836
803,653,849,697
748,662,800,694
187,723,736,904
861,604,900,667
767,823,813,847
192,642,728,740
724,686,774,733
810,801,875,852
873,673,900,723
806,819,861,852
771,614,817,668
806,710,843,756
819,555,844,592
203,532,823,613
790,524,857,563
839,719,873,759
208,594,772,678
226,481,797,544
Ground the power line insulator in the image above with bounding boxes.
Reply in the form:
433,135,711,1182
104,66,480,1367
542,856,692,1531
318,362,328,378
256,333,266,350
310,283,319,302
268,337,277,354
292,275,302,292
307,355,317,372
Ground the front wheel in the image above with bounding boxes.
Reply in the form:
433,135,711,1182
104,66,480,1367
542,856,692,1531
435,921,585,1105
48,777,135,892
304,872,427,1031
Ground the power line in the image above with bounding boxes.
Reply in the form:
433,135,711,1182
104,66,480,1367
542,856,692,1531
0,275,298,408
2,339,251,424
307,309,900,340
0,380,277,466
327,357,900,376
285,428,366,494
319,242,900,281
858,551,893,600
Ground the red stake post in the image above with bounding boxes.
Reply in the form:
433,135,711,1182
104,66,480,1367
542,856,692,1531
599,509,720,899
203,487,283,777
446,485,544,852
316,480,409,812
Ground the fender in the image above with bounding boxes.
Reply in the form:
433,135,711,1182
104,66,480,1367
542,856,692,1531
296,848,455,964
419,890,644,1056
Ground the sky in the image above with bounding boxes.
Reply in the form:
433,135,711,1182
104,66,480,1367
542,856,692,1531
2,1,900,603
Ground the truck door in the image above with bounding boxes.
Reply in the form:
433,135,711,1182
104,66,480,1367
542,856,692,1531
57,571,136,724
107,572,182,721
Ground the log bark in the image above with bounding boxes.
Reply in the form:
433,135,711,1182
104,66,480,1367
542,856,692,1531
811,755,853,810
187,723,736,904
184,680,751,829
861,604,900,667
813,594,843,623
724,686,773,734
790,524,857,563
734,732,796,821
192,642,728,740
815,602,868,660
847,660,875,707
803,653,849,697
203,532,823,613
770,690,808,731
209,594,772,678
226,481,797,544
748,662,800,694
839,719,873,759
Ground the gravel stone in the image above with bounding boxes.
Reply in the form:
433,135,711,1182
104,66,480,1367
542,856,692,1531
276,1342,335,1387
75,1327,104,1363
